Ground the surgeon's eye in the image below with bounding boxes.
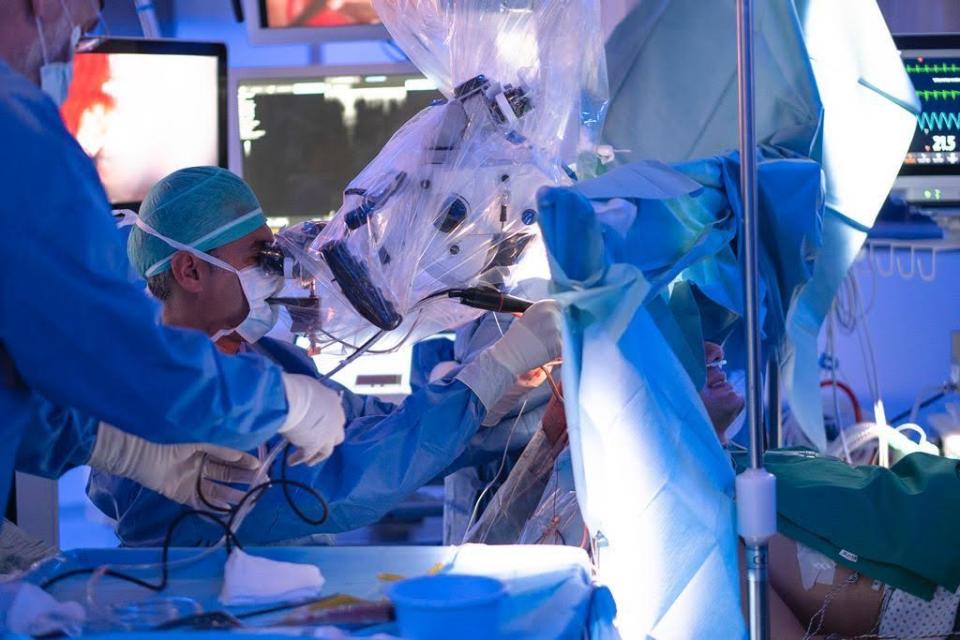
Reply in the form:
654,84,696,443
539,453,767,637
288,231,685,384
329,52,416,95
706,359,728,370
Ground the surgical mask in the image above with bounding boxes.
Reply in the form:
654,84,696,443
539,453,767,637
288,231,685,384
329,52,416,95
124,212,284,344
230,266,284,343
34,11,81,106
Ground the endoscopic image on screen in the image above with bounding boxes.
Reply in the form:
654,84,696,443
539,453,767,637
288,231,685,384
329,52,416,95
238,75,442,220
61,52,219,205
263,0,380,27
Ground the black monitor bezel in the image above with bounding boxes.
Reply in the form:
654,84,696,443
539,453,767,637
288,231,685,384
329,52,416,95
894,33,960,178
251,0,389,43
74,38,228,210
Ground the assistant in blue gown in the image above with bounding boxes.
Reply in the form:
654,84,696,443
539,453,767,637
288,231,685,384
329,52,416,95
0,61,289,512
86,337,486,546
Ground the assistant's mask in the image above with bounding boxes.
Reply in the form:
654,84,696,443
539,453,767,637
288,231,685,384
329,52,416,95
34,13,80,107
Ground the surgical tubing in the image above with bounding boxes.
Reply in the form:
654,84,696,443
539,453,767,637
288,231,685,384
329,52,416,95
820,379,864,424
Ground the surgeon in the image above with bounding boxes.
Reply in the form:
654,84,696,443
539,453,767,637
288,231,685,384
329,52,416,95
0,0,353,517
85,166,563,546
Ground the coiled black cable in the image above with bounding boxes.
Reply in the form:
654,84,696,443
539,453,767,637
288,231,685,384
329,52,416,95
41,445,330,595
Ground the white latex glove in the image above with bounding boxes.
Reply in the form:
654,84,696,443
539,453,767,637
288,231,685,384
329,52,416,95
277,373,346,465
457,300,562,426
88,423,261,510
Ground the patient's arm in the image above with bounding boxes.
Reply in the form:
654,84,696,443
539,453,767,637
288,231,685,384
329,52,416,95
768,534,884,637
739,542,809,640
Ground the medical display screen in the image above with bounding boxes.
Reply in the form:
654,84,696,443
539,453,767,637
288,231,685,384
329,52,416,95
237,73,442,220
260,0,380,27
61,50,221,206
900,50,960,175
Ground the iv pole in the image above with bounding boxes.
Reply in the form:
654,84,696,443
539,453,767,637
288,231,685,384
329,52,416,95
735,0,777,638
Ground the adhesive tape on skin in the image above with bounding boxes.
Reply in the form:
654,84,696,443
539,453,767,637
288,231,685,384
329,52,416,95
796,543,837,590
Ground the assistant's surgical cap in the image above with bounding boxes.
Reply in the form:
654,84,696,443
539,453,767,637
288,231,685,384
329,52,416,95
128,166,266,278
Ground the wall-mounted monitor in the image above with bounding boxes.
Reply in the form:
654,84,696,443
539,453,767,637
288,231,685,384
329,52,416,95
230,64,443,222
891,34,960,206
61,38,227,210
243,0,389,45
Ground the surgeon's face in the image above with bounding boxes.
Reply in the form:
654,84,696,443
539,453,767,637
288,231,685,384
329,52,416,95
202,225,276,334
700,341,744,441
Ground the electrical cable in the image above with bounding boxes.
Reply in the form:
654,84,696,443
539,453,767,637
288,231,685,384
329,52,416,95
41,446,329,611
890,389,948,425
40,510,242,593
460,399,528,545
314,291,454,376
543,368,563,403
909,383,955,424
279,444,330,525
801,572,861,640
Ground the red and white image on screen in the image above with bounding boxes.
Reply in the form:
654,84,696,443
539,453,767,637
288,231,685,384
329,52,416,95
265,0,380,27
61,52,219,204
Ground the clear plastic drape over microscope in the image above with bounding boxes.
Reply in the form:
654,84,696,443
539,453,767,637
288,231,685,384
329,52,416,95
274,0,608,351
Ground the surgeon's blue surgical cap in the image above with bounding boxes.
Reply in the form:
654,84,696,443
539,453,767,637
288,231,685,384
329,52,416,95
128,166,267,278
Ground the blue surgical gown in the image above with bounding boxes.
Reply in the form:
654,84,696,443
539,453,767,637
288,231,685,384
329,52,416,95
0,62,288,512
87,337,485,546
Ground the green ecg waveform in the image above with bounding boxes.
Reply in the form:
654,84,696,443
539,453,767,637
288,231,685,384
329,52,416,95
917,89,960,100
906,63,960,74
917,111,960,131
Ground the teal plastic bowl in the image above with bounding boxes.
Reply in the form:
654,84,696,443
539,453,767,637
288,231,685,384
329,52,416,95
388,574,506,640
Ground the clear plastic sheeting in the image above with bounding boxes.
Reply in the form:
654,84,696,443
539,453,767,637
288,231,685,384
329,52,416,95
278,0,607,350
463,430,567,545
519,490,587,549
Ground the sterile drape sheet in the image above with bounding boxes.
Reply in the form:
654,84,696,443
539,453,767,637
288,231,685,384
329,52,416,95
603,0,919,450
540,0,919,636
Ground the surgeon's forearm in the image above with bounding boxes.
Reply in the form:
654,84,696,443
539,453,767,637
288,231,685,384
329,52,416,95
237,380,484,541
15,400,99,479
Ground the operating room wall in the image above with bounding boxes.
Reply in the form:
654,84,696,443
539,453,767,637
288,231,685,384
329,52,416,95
877,0,960,34
821,251,960,425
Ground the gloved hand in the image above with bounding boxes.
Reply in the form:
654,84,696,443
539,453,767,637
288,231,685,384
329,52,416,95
277,373,346,465
88,423,260,510
457,300,562,426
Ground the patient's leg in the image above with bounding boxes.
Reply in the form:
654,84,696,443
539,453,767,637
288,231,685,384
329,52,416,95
768,534,884,636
